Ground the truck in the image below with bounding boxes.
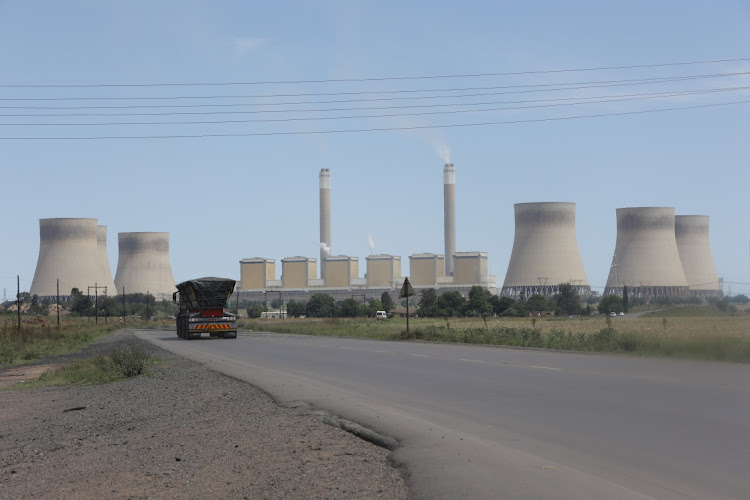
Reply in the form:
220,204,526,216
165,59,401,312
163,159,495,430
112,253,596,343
173,277,238,339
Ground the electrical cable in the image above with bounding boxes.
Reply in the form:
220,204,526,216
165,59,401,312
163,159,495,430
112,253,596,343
1,57,748,87
1,98,747,140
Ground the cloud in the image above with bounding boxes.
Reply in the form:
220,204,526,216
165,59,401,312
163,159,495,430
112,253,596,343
233,37,267,55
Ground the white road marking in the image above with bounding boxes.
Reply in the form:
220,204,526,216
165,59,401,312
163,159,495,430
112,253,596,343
528,365,561,371
411,354,429,357
373,350,388,353
459,358,484,363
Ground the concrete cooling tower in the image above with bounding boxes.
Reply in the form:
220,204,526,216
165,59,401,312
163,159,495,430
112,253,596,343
675,215,721,297
443,163,456,277
604,207,689,298
502,202,590,298
96,226,117,295
30,218,101,297
114,232,175,299
319,168,332,280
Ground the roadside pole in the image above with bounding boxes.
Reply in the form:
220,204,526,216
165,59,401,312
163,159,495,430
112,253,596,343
399,277,415,336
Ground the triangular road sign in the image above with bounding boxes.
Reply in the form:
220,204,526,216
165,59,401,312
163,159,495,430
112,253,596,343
399,277,415,299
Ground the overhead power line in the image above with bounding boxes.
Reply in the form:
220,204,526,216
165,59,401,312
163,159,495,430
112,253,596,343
1,57,748,88
3,85,745,118
4,88,749,127
2,98,747,140
1,71,747,102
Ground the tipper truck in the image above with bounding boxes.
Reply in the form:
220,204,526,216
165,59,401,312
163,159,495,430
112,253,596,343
173,277,238,339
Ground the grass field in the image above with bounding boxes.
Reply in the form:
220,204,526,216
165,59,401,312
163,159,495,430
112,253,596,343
240,309,750,363
0,316,169,366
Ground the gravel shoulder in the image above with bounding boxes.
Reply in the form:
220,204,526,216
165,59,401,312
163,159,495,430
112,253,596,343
0,329,408,499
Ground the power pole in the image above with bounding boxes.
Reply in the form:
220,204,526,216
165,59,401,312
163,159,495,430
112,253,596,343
16,275,20,330
56,278,60,329
146,291,150,324
87,284,107,324
122,286,126,319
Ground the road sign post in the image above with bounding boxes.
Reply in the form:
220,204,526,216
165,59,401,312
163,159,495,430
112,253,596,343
398,277,415,335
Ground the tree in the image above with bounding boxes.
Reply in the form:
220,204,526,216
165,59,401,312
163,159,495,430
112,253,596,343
598,295,624,315
622,286,629,313
306,293,335,318
525,294,555,313
437,291,466,317
380,291,395,313
465,286,492,317
490,296,516,316
286,300,306,318
339,298,361,318
554,283,581,316
365,299,384,317
247,304,264,318
30,294,43,315
418,288,438,317
69,292,93,316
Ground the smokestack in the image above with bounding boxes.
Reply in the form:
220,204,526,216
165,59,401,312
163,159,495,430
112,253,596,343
501,202,590,298
604,207,689,298
30,218,101,297
675,215,721,297
443,163,456,276
114,232,176,299
96,225,117,296
319,168,332,280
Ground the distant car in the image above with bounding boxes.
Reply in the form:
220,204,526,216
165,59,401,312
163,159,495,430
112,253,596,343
375,310,387,319
610,312,617,317
619,312,625,316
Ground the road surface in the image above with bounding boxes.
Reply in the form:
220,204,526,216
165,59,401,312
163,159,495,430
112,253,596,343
136,330,750,499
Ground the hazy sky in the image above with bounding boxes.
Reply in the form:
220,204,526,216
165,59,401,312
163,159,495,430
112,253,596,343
2,0,749,297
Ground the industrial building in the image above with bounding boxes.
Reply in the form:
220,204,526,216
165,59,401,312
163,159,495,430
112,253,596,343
324,255,360,288
281,256,318,289
240,258,276,290
30,218,107,298
675,215,722,297
604,207,689,298
366,254,401,288
114,232,176,299
409,253,446,287
443,163,456,277
502,202,590,298
319,168,332,280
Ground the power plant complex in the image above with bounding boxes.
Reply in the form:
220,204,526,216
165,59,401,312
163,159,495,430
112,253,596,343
28,164,722,304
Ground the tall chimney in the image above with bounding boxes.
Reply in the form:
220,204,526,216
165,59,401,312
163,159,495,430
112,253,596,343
319,168,332,280
443,163,456,276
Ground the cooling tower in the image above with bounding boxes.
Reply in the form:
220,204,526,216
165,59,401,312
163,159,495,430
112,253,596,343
96,226,117,296
675,215,721,297
443,163,456,276
30,218,101,297
501,202,590,298
604,207,689,298
319,168,332,280
114,232,176,299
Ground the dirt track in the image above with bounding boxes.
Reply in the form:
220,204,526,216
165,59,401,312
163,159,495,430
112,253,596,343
0,329,408,499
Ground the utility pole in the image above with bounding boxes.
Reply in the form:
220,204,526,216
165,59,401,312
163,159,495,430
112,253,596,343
56,278,60,329
146,290,150,324
87,284,107,324
16,275,20,330
122,286,126,319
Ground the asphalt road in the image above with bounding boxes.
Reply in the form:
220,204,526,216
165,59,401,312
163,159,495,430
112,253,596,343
136,330,750,499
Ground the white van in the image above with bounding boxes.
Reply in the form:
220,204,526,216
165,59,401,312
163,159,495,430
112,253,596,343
375,310,387,319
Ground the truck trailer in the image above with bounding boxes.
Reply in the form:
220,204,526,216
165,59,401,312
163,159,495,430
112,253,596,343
174,277,237,339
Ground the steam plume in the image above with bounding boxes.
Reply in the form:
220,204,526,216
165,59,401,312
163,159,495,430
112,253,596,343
320,242,331,257
368,235,375,254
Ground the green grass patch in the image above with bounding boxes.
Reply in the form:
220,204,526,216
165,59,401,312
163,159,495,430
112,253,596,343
5,346,159,389
0,319,121,366
640,306,727,318
242,316,750,363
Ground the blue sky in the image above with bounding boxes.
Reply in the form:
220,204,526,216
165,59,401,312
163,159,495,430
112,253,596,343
1,0,749,297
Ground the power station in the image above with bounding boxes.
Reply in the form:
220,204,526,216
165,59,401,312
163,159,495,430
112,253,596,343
501,202,590,298
675,215,722,297
27,165,726,306
604,207,689,298
114,232,176,299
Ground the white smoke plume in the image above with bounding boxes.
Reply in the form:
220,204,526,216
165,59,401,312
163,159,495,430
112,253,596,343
368,234,375,254
437,144,451,164
320,242,331,257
